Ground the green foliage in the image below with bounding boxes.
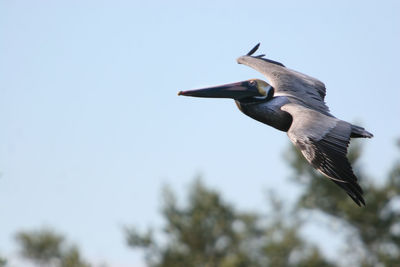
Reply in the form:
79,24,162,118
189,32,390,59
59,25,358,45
128,139,400,266
60,246,90,267
125,179,334,267
15,228,90,267
287,140,400,266
0,256,6,267
15,229,64,265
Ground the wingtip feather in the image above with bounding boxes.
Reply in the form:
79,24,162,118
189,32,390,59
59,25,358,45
246,43,260,56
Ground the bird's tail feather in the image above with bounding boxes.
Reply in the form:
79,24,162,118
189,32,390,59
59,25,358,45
351,124,373,138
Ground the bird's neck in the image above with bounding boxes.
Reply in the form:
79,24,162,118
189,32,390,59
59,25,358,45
235,97,292,132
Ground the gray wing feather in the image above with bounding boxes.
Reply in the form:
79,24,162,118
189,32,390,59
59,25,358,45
237,55,330,115
281,103,365,206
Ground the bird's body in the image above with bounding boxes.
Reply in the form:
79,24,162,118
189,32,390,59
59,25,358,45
178,44,373,206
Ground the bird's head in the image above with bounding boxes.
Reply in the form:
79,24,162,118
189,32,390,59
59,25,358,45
178,79,273,101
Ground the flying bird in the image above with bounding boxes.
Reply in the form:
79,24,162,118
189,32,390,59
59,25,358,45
178,43,373,206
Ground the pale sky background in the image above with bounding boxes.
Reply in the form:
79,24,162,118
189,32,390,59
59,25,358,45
1,0,400,266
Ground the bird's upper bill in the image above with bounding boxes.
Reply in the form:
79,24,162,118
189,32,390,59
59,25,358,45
178,80,268,100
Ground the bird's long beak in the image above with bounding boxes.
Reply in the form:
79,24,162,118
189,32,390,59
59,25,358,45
178,80,263,100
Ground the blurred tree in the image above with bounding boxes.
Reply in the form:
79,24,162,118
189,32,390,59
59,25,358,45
125,179,334,267
127,140,400,266
286,140,400,266
0,255,6,267
15,228,90,267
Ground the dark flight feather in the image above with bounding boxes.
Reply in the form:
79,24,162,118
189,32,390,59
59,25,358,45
245,43,285,67
304,121,365,206
246,43,260,56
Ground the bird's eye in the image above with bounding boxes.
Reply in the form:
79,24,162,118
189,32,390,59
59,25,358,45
249,80,256,86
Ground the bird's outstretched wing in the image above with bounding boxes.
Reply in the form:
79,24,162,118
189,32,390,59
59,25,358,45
281,103,365,206
237,43,330,115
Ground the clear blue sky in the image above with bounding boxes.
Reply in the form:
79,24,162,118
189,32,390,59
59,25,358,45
1,1,399,266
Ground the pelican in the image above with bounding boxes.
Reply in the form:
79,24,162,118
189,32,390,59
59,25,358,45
178,43,373,206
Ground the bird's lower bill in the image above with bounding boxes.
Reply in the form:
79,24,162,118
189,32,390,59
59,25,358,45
178,81,262,100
